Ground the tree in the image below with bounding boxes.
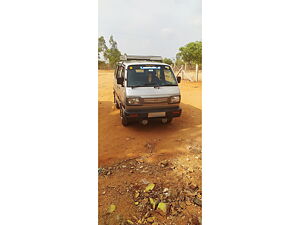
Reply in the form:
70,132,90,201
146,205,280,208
104,35,121,68
98,36,108,62
178,41,202,65
109,35,118,49
98,36,107,54
175,53,184,67
163,58,173,65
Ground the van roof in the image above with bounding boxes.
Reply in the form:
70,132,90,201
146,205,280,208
118,61,170,67
120,55,163,62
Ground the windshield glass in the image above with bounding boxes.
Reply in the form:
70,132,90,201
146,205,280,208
127,65,178,87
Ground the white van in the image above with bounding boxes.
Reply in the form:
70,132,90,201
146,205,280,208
113,55,182,126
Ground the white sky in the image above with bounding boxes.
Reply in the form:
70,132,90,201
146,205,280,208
98,0,202,59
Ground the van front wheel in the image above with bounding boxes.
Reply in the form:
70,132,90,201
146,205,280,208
120,108,129,126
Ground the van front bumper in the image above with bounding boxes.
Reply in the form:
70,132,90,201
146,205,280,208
124,107,182,120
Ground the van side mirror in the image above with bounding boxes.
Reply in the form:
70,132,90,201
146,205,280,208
117,77,124,85
177,76,181,83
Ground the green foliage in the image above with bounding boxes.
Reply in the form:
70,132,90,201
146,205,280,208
163,58,173,65
178,41,202,65
144,183,155,192
98,36,107,53
175,53,184,67
104,48,121,68
109,35,118,49
107,204,116,213
99,35,122,68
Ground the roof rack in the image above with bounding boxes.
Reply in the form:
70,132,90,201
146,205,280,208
120,54,163,62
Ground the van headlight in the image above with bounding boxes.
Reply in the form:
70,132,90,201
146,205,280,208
169,95,181,104
126,97,142,105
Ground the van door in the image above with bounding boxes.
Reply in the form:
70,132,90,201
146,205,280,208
118,66,126,106
114,65,125,105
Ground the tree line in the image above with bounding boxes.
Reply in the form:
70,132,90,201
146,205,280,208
98,35,121,69
98,36,202,70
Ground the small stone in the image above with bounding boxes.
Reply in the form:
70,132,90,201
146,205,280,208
126,137,130,141
163,188,169,193
130,170,133,173
122,165,127,168
134,202,139,205
102,191,106,195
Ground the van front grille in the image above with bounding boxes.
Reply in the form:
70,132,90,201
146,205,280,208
143,97,169,104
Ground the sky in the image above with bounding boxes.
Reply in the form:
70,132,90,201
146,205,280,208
98,0,202,59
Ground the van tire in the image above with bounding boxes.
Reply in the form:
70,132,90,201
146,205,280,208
120,107,129,126
114,92,120,109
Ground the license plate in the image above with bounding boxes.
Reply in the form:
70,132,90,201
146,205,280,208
148,112,166,118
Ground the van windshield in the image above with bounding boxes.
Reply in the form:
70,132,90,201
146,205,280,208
127,65,178,87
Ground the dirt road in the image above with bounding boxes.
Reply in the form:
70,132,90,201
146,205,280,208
98,70,201,167
99,70,202,225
